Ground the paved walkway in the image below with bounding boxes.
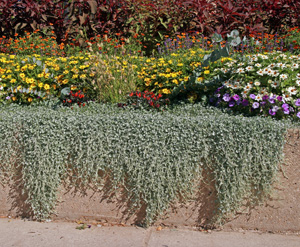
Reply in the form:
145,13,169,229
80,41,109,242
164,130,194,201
0,218,299,247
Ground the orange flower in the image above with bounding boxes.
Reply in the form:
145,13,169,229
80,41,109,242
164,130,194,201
14,33,18,36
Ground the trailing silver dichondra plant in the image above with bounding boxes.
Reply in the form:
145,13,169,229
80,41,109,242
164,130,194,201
0,102,288,226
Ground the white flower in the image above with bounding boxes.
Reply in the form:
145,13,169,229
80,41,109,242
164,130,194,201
0,86,3,90
287,86,297,95
259,87,267,95
245,66,253,71
257,69,264,76
237,62,244,66
254,81,261,86
296,80,300,86
268,79,274,84
221,68,229,73
297,73,300,79
268,63,276,68
292,63,299,69
255,63,262,67
282,93,292,102
277,63,286,69
272,70,280,77
263,67,271,74
266,69,274,76
237,68,245,73
280,74,288,80
255,94,263,101
244,83,252,91
271,81,279,88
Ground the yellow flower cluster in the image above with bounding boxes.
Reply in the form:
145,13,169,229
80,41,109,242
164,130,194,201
0,53,95,104
129,48,206,94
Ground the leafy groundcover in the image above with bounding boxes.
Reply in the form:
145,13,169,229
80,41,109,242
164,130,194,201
0,103,290,226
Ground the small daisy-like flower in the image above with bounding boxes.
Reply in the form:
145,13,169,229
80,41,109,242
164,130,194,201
288,86,297,95
268,79,274,84
237,62,244,66
268,63,276,68
257,69,264,76
271,81,279,88
244,84,252,91
280,74,288,80
260,87,267,95
254,81,261,86
296,73,300,79
282,93,292,102
272,70,279,77
296,80,300,86
277,63,286,68
237,68,245,73
255,63,262,67
255,94,263,101
292,63,299,69
263,68,270,74
245,66,253,71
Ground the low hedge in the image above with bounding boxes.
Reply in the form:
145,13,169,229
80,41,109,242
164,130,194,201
0,103,290,226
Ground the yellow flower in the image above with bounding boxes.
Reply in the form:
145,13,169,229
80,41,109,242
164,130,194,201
172,79,179,85
89,73,95,77
44,84,50,90
72,74,79,79
71,86,77,90
12,96,17,101
80,74,86,79
177,63,183,66
28,97,33,102
62,79,69,84
204,70,210,75
20,73,25,79
38,82,44,88
161,88,171,94
197,77,204,82
63,70,69,74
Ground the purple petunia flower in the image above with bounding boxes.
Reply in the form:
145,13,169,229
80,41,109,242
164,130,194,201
260,101,267,106
272,106,280,112
223,93,231,102
252,102,260,109
6,96,10,100
241,99,249,106
283,109,290,114
277,96,282,101
232,94,240,101
268,96,276,104
295,99,300,106
269,109,276,116
262,95,269,101
282,103,289,110
228,100,235,107
250,94,256,100
297,112,300,118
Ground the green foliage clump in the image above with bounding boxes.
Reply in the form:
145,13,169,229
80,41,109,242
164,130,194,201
0,103,289,226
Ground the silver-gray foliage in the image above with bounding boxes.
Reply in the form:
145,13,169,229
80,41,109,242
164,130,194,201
0,103,289,226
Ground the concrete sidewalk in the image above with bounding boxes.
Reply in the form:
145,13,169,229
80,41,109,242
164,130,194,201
0,218,299,247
